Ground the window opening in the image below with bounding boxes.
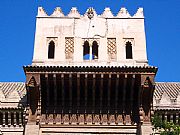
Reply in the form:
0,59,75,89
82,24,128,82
83,41,90,60
126,41,133,59
48,41,55,59
92,41,98,59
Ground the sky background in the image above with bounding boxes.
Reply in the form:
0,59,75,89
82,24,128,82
0,0,180,82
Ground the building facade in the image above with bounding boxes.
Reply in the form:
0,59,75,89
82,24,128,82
0,7,179,135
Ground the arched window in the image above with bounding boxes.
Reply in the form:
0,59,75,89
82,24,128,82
48,41,55,59
92,41,98,59
126,41,133,59
83,41,90,60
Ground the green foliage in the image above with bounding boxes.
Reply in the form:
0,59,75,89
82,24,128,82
151,114,180,135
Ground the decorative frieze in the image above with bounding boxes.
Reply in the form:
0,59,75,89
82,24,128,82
39,113,134,125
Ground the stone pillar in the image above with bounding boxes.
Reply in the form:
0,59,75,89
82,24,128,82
164,112,167,122
37,84,41,124
176,112,179,124
170,114,173,123
2,111,5,126
8,111,11,126
19,112,22,126
14,112,16,126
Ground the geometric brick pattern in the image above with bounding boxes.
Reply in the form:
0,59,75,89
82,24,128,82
65,37,74,59
107,38,116,59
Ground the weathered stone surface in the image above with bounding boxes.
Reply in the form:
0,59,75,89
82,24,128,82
32,7,148,67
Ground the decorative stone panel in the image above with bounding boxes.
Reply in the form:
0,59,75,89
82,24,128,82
70,114,78,124
107,38,116,60
65,37,74,59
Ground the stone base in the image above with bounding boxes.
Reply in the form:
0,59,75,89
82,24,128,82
141,123,153,135
39,125,138,135
24,123,39,135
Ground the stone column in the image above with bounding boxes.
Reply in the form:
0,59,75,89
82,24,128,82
170,114,173,123
8,111,11,126
19,112,22,126
14,112,16,126
36,84,41,124
176,112,179,124
2,111,5,126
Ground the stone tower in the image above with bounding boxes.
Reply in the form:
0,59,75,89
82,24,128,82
24,7,157,135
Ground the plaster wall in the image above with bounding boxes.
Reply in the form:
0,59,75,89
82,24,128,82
32,7,148,67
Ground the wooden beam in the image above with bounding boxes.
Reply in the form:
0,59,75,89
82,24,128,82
85,74,88,112
69,74,72,113
122,74,127,112
92,74,96,113
115,74,120,112
77,74,80,113
108,74,111,111
52,74,57,111
100,74,104,112
61,74,64,112
45,74,49,110
130,75,135,108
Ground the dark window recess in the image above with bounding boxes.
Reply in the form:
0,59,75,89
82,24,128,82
83,41,90,60
92,41,98,59
48,41,55,59
126,41,133,59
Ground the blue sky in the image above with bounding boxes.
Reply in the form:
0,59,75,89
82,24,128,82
0,0,180,82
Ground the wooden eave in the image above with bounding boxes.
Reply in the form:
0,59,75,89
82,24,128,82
23,65,158,74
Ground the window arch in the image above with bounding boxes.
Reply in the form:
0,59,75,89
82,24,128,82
48,41,55,59
83,41,90,60
92,41,98,59
126,41,133,59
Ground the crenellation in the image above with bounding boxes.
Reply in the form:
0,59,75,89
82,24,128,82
51,7,64,17
101,7,114,18
68,7,81,18
37,7,48,17
117,7,131,18
133,8,144,18
37,7,144,18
